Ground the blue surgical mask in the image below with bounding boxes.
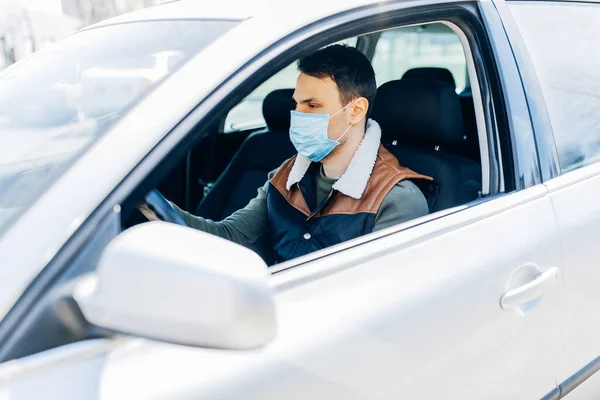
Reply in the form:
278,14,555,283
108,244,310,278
289,103,353,162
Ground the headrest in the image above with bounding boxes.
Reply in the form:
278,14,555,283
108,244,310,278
262,88,295,131
402,67,456,89
371,79,464,147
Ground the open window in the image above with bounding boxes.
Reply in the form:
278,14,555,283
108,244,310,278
368,23,480,164
123,17,505,267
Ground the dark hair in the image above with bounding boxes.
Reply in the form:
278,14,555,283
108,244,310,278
297,44,377,119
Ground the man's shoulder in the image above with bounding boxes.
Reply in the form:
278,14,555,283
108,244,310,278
393,179,423,194
372,179,429,231
374,146,432,182
384,179,429,213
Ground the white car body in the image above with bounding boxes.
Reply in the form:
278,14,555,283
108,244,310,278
0,0,600,399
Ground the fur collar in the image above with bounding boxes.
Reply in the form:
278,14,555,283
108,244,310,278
285,119,382,200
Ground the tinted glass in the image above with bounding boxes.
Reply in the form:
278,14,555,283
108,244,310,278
509,2,600,172
0,20,238,234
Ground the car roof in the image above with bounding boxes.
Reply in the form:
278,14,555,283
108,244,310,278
90,0,600,29
87,0,383,29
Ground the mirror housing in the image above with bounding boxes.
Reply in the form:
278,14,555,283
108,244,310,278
74,221,276,350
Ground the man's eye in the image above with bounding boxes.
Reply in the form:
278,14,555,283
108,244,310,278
308,104,317,109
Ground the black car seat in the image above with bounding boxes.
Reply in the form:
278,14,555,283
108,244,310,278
402,67,456,87
401,67,480,163
195,88,297,221
371,79,482,212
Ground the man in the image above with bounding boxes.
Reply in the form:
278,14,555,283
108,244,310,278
145,44,431,264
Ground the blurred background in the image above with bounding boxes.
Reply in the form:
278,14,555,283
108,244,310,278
0,0,171,71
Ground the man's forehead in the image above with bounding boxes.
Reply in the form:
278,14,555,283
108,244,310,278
293,73,339,101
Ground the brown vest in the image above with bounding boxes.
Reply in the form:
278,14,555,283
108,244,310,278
270,145,432,217
265,146,432,263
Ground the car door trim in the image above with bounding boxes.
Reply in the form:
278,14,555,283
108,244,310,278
545,162,600,193
558,355,600,398
541,354,600,399
543,161,600,192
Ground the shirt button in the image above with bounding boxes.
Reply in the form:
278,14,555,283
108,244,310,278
303,232,311,240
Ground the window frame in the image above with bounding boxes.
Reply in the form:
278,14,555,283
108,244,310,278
0,0,529,358
494,0,561,182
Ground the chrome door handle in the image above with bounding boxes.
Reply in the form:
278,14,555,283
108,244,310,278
500,267,559,310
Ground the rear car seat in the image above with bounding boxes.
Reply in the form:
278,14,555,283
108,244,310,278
402,67,456,87
401,67,480,163
195,88,297,220
371,79,482,211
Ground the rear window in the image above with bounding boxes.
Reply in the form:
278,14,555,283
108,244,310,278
371,23,467,91
0,19,238,234
509,1,600,172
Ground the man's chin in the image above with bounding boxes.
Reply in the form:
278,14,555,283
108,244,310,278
320,149,338,163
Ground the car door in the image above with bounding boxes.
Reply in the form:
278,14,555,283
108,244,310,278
262,3,562,399
506,1,600,396
267,186,561,399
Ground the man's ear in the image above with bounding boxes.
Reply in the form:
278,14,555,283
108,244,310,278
349,97,369,125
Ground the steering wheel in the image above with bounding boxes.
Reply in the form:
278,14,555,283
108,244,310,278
143,189,189,227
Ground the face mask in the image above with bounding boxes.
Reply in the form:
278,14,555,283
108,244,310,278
289,102,353,162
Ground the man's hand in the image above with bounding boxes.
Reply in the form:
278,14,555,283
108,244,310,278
138,203,160,221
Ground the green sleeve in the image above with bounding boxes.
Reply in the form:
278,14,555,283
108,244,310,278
171,169,279,245
373,180,429,232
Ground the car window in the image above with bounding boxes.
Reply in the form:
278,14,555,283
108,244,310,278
509,2,600,173
223,38,358,133
0,19,238,236
371,23,467,91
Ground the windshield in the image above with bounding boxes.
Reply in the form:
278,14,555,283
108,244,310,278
0,19,238,234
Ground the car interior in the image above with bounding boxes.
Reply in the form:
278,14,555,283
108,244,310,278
128,22,484,264
0,21,496,363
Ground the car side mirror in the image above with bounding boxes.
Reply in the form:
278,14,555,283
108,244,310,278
74,221,276,350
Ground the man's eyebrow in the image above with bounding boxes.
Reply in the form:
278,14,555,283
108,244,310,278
292,96,319,104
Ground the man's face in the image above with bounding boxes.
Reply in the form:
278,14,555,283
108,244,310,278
292,73,351,143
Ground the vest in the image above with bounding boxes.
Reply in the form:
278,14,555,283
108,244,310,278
266,145,430,263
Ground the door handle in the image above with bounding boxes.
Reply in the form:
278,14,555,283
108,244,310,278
500,267,559,310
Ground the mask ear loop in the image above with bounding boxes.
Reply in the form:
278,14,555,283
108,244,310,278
335,123,353,142
332,100,355,142
330,100,353,118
